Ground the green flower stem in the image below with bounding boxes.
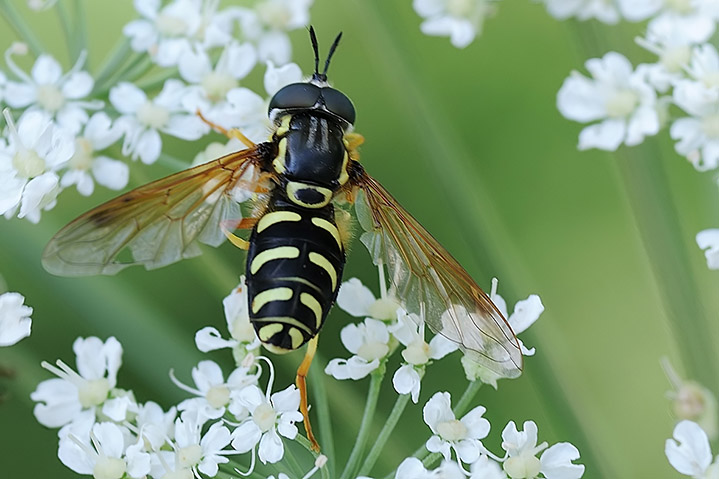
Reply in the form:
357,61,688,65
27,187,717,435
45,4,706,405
55,0,80,62
452,380,482,417
280,440,307,478
219,463,265,479
293,434,331,479
73,0,86,60
0,2,45,56
616,144,719,391
93,39,133,94
358,391,411,476
309,355,335,478
339,369,384,479
119,54,155,84
92,51,147,97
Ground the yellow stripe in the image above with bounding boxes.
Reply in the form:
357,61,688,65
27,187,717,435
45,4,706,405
288,327,305,349
250,246,300,275
272,138,287,174
252,316,313,335
300,292,323,329
337,150,349,186
275,115,292,137
258,323,283,342
286,181,332,208
251,287,293,314
309,252,337,291
311,217,342,251
257,210,302,233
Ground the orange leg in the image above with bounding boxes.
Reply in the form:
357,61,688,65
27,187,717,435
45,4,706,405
196,110,256,149
296,335,320,452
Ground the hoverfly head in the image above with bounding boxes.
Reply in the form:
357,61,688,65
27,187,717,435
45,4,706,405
268,27,356,126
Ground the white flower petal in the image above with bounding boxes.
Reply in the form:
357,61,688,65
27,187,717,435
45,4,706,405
577,119,627,151
0,292,32,346
697,229,719,269
540,442,585,479
32,54,62,84
258,429,284,463
666,420,712,476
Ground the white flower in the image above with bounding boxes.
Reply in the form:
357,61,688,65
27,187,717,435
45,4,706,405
413,0,496,48
325,318,392,380
423,391,490,464
231,383,303,464
462,280,543,386
0,110,74,223
172,414,233,477
557,52,660,151
31,336,123,428
666,420,719,478
110,79,207,164
501,421,585,479
173,359,258,421
58,421,151,479
618,0,718,43
179,41,257,113
4,48,102,133
490,289,544,357
0,291,32,346
470,454,507,479
232,0,312,64
60,112,127,196
195,276,261,359
395,457,466,479
670,78,719,171
390,309,458,402
697,229,719,270
336,277,401,321
635,21,694,93
123,0,233,67
134,401,177,450
212,61,303,143
538,0,620,23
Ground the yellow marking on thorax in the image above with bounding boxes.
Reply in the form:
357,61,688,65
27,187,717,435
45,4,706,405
252,315,314,335
309,252,337,291
272,137,287,174
286,181,332,208
300,292,323,329
275,115,292,137
288,327,305,349
337,150,349,186
251,287,293,314
258,323,283,342
311,217,342,251
250,246,300,275
256,210,301,233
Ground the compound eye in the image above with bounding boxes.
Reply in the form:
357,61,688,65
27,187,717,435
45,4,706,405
321,88,356,125
269,83,321,113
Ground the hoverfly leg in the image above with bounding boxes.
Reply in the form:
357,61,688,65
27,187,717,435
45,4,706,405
296,335,320,452
196,109,256,149
220,218,258,250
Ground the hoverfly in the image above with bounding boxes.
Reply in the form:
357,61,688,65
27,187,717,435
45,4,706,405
42,28,522,451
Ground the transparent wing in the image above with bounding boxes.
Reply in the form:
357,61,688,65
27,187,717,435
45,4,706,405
353,170,522,379
43,148,266,276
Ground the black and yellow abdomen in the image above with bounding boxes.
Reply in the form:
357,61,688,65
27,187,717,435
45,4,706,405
246,195,345,353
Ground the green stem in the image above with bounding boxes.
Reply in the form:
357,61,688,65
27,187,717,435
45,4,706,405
0,1,45,55
280,440,306,478
309,354,335,478
73,0,86,60
452,380,482,417
93,40,133,93
339,370,384,479
358,392,411,476
616,144,719,390
55,0,76,61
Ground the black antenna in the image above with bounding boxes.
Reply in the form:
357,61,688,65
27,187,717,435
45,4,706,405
322,32,342,77
308,26,342,82
309,26,321,78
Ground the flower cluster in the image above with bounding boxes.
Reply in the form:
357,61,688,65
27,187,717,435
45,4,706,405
30,280,320,478
548,5,719,270
0,0,310,224
326,276,543,396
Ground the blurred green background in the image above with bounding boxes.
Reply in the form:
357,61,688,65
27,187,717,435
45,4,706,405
2,1,719,477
